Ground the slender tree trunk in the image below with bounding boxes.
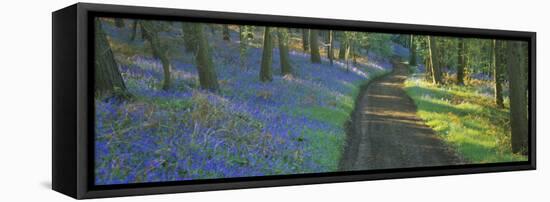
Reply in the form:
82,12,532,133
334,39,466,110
140,22,148,41
239,26,248,70
339,33,349,60
182,23,197,53
130,20,139,41
495,40,507,94
302,29,310,52
142,22,171,90
328,30,334,65
427,36,436,83
114,19,124,28
309,30,321,63
428,36,442,84
277,28,292,76
351,40,358,65
409,35,417,66
223,24,230,41
457,38,466,85
260,27,273,82
141,22,171,90
94,19,127,95
344,39,351,71
507,41,528,154
193,24,220,91
493,40,504,108
424,56,433,82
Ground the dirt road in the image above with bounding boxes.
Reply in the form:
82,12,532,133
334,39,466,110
339,60,462,171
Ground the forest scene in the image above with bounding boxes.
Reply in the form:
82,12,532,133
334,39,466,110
94,17,529,185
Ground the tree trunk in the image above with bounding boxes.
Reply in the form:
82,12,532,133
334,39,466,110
130,20,139,41
277,28,292,76
145,26,172,90
507,41,528,154
409,35,417,66
424,56,433,82
339,33,348,60
193,24,220,91
344,39,351,71
141,22,171,90
94,19,127,95
114,19,124,28
223,24,230,41
495,41,507,100
428,36,443,84
493,40,504,108
182,23,197,53
351,40,358,65
239,25,248,70
309,29,321,63
328,30,334,66
302,29,309,52
457,38,466,85
260,27,273,82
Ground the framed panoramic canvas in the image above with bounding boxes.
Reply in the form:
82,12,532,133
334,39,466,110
52,3,536,199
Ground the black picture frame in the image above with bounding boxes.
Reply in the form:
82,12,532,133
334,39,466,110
52,2,536,199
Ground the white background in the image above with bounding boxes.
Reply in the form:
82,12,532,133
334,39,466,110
0,0,547,201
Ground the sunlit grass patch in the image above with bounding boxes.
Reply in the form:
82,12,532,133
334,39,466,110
404,74,527,163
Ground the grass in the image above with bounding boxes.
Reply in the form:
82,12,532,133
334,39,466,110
302,128,343,171
294,81,357,170
404,73,527,163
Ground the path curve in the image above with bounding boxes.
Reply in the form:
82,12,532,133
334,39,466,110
339,60,462,171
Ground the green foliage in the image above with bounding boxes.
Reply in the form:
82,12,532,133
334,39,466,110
366,33,393,58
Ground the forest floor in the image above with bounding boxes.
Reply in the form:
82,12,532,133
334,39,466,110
340,59,463,171
95,21,397,184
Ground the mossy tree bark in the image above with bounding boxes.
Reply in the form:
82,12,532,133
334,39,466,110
309,29,321,63
302,29,309,52
456,38,466,85
223,24,230,41
141,22,172,90
182,23,197,53
260,27,273,82
424,55,433,82
239,25,248,70
130,20,139,41
507,41,528,154
328,30,334,66
94,19,128,95
339,33,348,60
492,40,504,108
192,24,220,91
428,36,443,84
351,40,358,65
114,19,124,28
277,28,292,76
409,35,417,66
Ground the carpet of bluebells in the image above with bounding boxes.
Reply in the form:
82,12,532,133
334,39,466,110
95,21,396,185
